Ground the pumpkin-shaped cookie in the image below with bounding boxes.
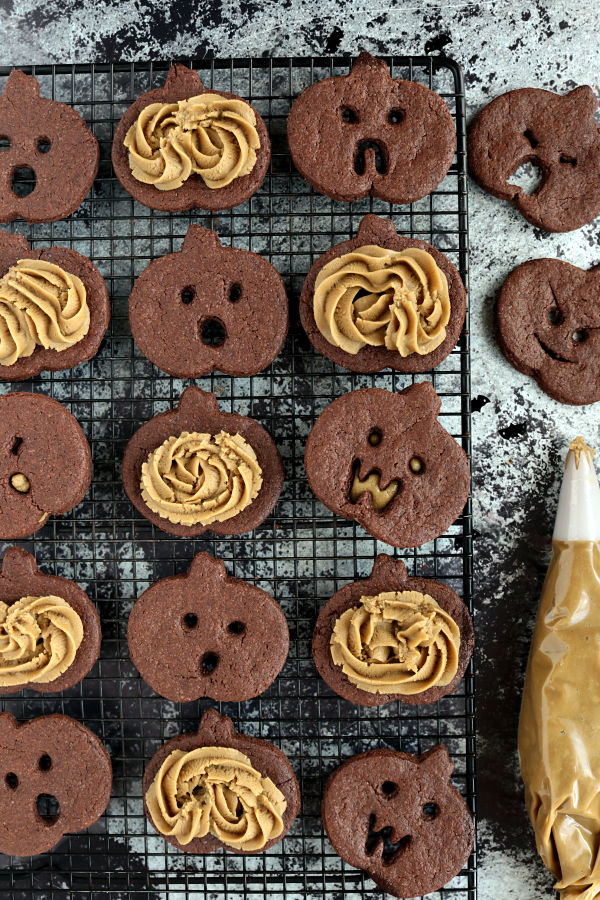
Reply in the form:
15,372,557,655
0,70,99,223
323,745,474,898
0,712,112,856
304,382,469,548
287,52,456,204
313,554,473,706
299,214,466,373
122,386,283,537
0,546,101,694
112,64,270,212
143,708,300,854
0,392,92,540
128,552,288,702
129,226,288,377
496,257,600,405
0,231,110,380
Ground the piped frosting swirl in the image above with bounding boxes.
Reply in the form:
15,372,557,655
146,745,286,850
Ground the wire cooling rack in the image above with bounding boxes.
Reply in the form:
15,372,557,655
0,56,474,899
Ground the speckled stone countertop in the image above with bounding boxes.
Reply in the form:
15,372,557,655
2,0,599,897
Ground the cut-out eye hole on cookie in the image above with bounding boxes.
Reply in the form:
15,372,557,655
127,552,289,703
128,225,288,378
288,52,456,205
0,70,99,223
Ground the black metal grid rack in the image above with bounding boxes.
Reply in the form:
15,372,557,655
0,56,474,899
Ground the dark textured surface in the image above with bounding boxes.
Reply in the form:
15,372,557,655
312,553,474,706
127,551,289,702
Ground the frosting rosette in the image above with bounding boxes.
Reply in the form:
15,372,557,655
140,430,263,526
0,595,83,686
330,590,460,695
146,745,286,850
314,244,450,357
124,93,260,191
0,258,89,366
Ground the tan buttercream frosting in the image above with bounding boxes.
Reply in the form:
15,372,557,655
146,745,286,850
141,430,263,526
0,258,89,366
350,469,399,510
314,244,451,357
124,94,260,191
331,590,460,695
0,595,83,686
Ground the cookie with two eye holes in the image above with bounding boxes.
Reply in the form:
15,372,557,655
0,712,112,856
0,546,101,695
312,554,473,706
468,85,600,232
112,63,270,213
299,213,466,373
322,745,474,898
495,257,600,405
0,391,92,540
0,70,99,224
0,230,110,380
287,52,456,204
129,225,288,377
304,382,470,548
127,552,289,703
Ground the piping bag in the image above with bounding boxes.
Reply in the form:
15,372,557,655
519,437,600,900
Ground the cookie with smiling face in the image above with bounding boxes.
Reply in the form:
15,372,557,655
287,52,456,204
0,392,92,540
127,552,289,703
322,745,474,898
129,226,288,378
468,86,600,232
304,382,470,548
495,257,600,405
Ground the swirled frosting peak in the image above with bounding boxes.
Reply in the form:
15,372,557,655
0,258,89,367
146,745,286,850
330,590,460,695
314,244,451,357
124,93,260,191
141,430,263,526
0,595,83,686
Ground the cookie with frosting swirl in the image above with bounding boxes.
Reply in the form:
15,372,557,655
313,554,473,706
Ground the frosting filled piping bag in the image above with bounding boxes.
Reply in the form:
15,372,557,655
519,437,600,900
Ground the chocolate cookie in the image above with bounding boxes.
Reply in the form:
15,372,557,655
143,708,300,854
299,214,466,373
0,711,112,856
322,745,474,898
129,225,288,378
0,230,110,380
468,85,600,232
496,257,600,405
287,52,456,205
122,385,283,537
0,70,99,224
0,546,100,695
112,64,270,213
0,391,92,540
127,551,288,702
304,382,470,548
313,554,473,706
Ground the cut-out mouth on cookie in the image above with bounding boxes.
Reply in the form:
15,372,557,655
354,139,388,178
365,814,411,866
349,462,399,510
535,334,576,365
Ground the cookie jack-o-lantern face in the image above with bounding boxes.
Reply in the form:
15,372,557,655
0,392,92,540
0,712,112,856
129,226,288,377
323,746,474,898
468,86,600,232
304,382,470,548
0,70,99,224
287,52,456,204
495,258,600,405
127,552,289,702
